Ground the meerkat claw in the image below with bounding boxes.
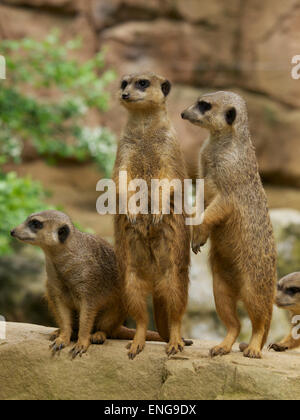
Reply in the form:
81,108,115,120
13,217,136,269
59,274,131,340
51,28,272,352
70,345,88,360
50,342,65,356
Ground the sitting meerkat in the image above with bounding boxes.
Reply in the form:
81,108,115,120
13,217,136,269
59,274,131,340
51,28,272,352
113,72,191,359
269,272,300,352
181,91,277,359
11,210,165,358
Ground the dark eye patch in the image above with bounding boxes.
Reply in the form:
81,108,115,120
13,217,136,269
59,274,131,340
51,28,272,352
286,287,300,296
161,80,171,97
58,225,70,244
135,79,150,91
28,219,43,231
121,80,128,90
225,107,237,125
198,101,212,114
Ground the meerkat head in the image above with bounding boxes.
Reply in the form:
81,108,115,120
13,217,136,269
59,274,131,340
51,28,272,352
276,272,300,313
119,72,171,111
181,91,248,134
11,210,74,250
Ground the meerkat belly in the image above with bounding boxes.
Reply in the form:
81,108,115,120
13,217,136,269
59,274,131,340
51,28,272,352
127,224,174,280
51,265,82,310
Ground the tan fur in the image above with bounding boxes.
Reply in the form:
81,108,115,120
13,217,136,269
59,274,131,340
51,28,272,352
182,91,277,359
113,72,191,359
12,210,164,358
269,272,300,352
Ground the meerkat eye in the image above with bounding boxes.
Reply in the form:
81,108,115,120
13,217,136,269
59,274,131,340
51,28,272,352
121,80,128,90
286,287,300,296
28,219,43,231
198,101,212,114
136,79,150,90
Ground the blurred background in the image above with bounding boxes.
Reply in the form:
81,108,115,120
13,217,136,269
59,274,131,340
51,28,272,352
0,0,299,343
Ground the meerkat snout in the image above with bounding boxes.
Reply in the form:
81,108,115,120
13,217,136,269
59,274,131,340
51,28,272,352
181,111,188,120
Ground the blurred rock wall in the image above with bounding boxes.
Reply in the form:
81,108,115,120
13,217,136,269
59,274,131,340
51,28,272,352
1,0,300,185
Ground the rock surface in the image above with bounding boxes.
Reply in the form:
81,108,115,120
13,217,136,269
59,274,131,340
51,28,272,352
0,322,300,400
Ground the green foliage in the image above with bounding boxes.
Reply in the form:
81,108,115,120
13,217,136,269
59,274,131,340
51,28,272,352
0,31,117,176
0,172,50,255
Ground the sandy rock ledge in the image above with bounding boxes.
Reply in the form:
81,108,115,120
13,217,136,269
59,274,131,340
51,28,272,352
0,323,300,400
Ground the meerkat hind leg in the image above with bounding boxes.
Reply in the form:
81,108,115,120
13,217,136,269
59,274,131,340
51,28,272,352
210,271,241,357
157,276,186,356
125,273,149,360
242,291,272,359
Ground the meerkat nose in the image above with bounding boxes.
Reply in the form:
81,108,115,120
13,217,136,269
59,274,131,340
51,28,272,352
181,111,187,119
10,229,16,237
122,93,130,100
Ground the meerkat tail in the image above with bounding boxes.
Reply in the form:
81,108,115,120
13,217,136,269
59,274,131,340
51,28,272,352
111,326,193,346
239,342,248,352
110,326,164,342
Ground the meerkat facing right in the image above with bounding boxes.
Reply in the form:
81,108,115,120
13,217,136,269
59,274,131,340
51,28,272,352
268,272,300,352
182,91,277,359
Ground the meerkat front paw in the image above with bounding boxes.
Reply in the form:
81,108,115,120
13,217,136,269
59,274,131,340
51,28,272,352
192,226,209,254
268,343,288,352
50,335,71,356
70,339,90,359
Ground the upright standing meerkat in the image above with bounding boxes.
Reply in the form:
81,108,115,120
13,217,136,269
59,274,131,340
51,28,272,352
181,91,277,359
11,210,164,358
113,72,191,359
268,272,300,352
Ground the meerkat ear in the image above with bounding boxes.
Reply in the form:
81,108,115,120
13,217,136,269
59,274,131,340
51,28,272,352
225,107,237,125
58,225,70,243
161,80,171,97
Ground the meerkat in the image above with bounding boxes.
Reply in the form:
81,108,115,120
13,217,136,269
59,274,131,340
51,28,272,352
268,272,300,352
11,210,165,358
181,91,277,359
113,72,191,359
